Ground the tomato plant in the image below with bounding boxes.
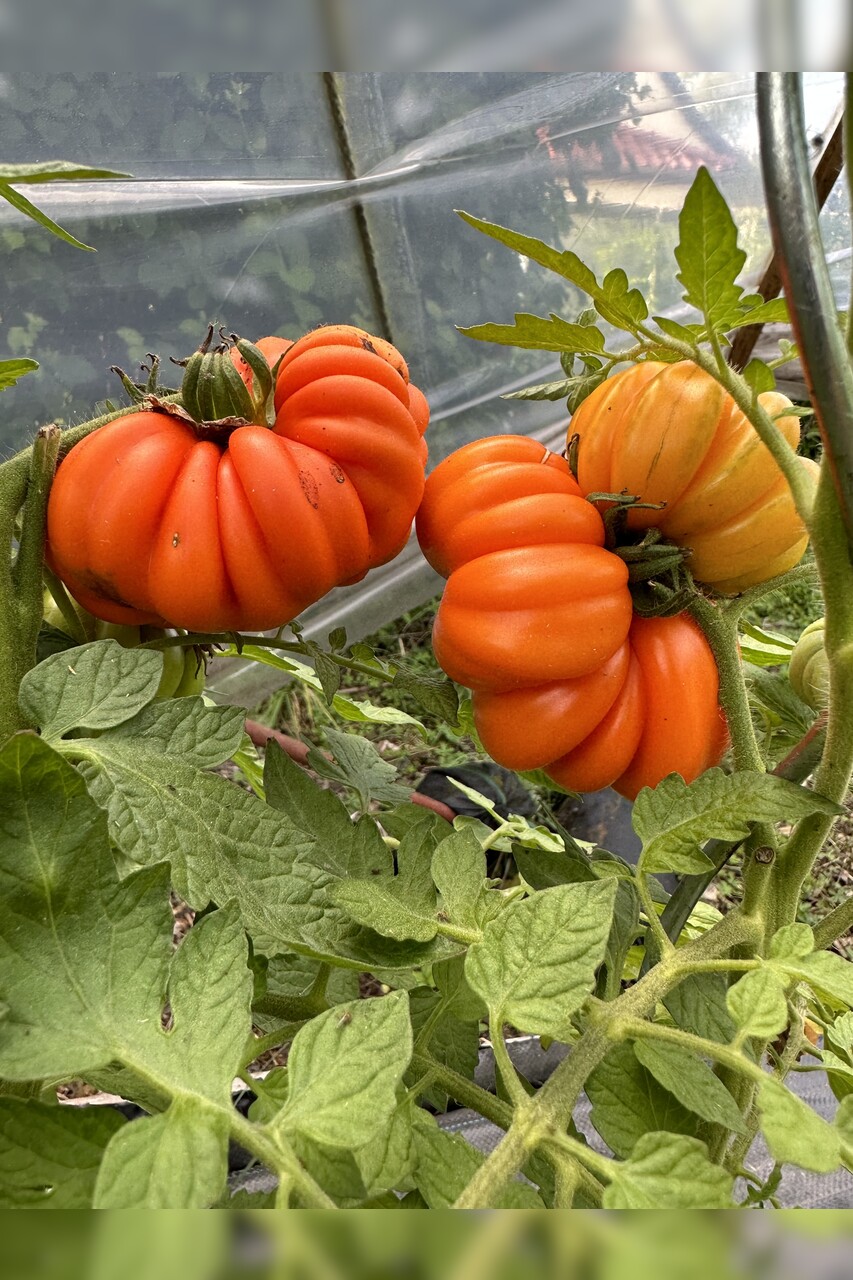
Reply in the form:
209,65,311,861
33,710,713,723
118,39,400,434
2,74,853,1220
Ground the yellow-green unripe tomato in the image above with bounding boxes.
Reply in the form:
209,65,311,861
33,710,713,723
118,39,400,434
788,617,828,710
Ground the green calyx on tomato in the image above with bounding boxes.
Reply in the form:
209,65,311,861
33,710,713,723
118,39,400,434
788,617,828,710
172,325,279,434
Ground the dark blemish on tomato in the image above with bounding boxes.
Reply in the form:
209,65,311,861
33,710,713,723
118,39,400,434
361,337,377,354
172,533,180,548
299,471,320,509
329,464,346,485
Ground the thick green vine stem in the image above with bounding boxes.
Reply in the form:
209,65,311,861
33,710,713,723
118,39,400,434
0,424,61,739
452,908,762,1208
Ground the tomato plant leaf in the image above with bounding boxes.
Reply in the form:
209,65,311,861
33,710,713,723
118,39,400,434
410,1110,543,1208
0,358,38,391
586,1041,700,1158
93,1098,229,1209
743,357,777,394
458,313,607,355
634,769,841,876
263,741,393,880
307,729,411,810
757,1077,841,1173
290,1096,417,1203
456,209,653,337
408,987,480,1110
726,968,790,1039
663,972,739,1047
390,667,459,727
602,1132,734,1208
430,826,493,931
0,1099,125,1208
632,1040,747,1134
772,950,853,1009
272,991,412,1151
19,639,165,740
465,879,616,1038
674,166,747,334
330,835,441,943
727,298,790,328
0,732,252,1210
69,715,446,970
502,377,577,402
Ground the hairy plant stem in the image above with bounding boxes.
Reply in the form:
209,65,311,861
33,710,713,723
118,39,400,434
813,894,853,952
847,73,853,362
451,908,761,1208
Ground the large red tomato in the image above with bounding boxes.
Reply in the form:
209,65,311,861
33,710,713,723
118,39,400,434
46,325,429,633
416,433,727,799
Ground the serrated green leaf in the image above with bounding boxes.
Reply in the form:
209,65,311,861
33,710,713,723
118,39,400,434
600,879,640,999
308,729,410,811
634,769,840,876
410,1109,543,1208
772,949,853,1009
586,1041,700,1158
632,1040,747,1134
503,377,577,402
408,987,480,1110
273,992,412,1151
465,879,616,1037
0,734,253,1155
757,1077,841,1172
727,298,790,328
769,923,815,959
0,358,38,390
457,209,598,292
726,968,789,1038
743,358,776,394
431,827,492,931
603,1132,734,1208
331,893,434,948
263,741,392,880
664,972,739,1046
512,838,597,889
290,1095,416,1203
310,648,342,703
674,166,746,333
93,1098,228,1208
390,667,459,726
432,955,488,1022
600,267,649,323
0,1099,125,1208
458,312,607,354
331,818,441,944
19,639,164,740
652,316,705,345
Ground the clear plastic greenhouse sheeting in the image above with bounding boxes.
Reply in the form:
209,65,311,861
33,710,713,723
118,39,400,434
0,72,847,698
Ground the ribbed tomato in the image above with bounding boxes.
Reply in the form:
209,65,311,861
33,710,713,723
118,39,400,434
416,435,633,691
46,325,429,633
416,433,727,799
473,613,727,801
570,361,818,594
